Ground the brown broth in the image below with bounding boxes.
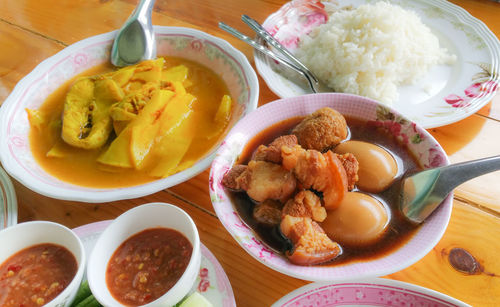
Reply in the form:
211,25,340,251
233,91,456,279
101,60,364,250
229,116,422,266
29,57,230,188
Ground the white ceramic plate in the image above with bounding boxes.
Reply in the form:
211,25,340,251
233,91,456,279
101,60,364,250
73,220,236,307
272,278,470,307
255,0,500,128
0,166,17,230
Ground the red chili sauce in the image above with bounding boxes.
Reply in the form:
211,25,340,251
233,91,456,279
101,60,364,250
0,243,78,307
106,228,193,306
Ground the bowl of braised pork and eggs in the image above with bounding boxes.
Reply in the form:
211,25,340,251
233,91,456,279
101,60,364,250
0,26,258,202
209,93,452,281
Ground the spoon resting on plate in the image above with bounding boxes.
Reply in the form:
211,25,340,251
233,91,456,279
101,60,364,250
400,155,500,223
111,0,156,67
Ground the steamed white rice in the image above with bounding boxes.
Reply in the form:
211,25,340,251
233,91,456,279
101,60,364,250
295,1,456,105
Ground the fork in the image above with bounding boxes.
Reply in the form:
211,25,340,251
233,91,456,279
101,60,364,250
219,17,320,93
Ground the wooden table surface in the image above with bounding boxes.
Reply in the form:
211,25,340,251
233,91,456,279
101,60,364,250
1,0,500,306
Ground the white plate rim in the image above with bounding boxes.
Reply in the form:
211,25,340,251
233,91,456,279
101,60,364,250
271,277,471,307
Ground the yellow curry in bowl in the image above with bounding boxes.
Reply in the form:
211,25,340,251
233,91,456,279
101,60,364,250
27,57,232,188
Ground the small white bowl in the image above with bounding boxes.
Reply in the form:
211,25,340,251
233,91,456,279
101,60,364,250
0,221,86,307
87,202,201,307
0,26,259,203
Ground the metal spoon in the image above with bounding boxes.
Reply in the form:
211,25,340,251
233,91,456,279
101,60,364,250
400,155,500,224
111,0,156,67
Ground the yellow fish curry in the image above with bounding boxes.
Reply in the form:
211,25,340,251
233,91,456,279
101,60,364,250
27,57,233,188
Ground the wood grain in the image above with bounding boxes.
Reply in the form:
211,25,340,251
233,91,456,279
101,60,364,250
428,115,500,213
1,0,500,306
389,199,500,307
0,23,63,103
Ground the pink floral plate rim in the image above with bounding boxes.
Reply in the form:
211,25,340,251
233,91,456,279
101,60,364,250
209,92,452,282
271,278,470,307
72,220,236,307
254,0,500,129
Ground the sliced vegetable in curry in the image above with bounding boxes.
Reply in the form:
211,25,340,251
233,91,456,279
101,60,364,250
27,57,233,188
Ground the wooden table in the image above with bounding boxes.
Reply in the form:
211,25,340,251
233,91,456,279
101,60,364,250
1,0,499,306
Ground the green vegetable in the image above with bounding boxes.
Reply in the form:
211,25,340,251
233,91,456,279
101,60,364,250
74,294,102,307
178,292,212,307
71,280,91,307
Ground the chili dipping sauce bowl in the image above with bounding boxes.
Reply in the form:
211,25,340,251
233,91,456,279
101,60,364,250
0,221,86,307
87,202,201,306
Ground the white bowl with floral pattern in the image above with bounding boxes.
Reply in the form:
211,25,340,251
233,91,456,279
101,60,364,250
209,93,451,281
0,26,259,202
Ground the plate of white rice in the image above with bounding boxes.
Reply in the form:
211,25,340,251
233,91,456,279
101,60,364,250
255,0,500,128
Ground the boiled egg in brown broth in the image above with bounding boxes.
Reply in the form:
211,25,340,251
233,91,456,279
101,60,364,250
335,140,399,193
224,112,421,266
321,192,389,247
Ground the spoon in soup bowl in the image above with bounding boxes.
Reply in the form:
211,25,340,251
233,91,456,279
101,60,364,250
111,0,156,67
400,155,500,224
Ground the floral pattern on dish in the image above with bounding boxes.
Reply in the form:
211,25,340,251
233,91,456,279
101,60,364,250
255,0,500,128
271,279,470,307
443,63,498,109
265,0,331,50
209,93,452,281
